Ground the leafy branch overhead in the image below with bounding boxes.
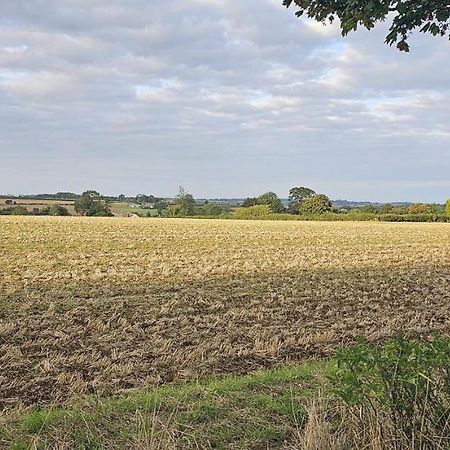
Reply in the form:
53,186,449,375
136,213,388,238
283,0,450,51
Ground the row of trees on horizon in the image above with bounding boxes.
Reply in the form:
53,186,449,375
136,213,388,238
1,187,450,219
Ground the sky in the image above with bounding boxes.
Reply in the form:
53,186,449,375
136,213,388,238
0,0,449,202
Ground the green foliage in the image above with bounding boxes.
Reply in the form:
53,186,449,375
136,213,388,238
330,337,450,444
300,194,332,215
256,192,285,213
199,203,225,216
74,191,112,217
234,205,273,219
9,206,29,216
288,186,316,214
167,186,196,216
446,199,450,216
357,204,378,214
284,0,450,52
381,213,448,222
48,205,69,216
379,203,394,214
166,203,184,217
242,197,259,208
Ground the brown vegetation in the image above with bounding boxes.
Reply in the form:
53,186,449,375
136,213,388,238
0,217,449,409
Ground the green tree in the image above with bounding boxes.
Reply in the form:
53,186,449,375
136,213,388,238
283,0,450,52
200,203,224,216
242,197,258,208
288,186,316,214
380,203,394,214
358,204,378,214
48,205,70,216
166,204,184,217
446,199,450,216
257,192,285,213
10,205,29,215
234,204,273,219
74,191,112,217
167,187,196,216
300,194,333,215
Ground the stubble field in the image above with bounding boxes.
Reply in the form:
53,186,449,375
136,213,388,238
0,216,449,410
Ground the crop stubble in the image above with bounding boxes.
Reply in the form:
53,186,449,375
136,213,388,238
0,216,449,409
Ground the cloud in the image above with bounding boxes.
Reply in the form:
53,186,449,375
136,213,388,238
0,0,449,201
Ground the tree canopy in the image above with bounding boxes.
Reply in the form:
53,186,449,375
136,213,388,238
300,194,333,214
283,0,450,51
289,186,316,214
74,191,112,217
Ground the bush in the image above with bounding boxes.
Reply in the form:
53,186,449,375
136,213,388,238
199,203,225,216
446,199,450,217
234,205,272,219
10,206,29,215
48,205,69,216
330,337,450,447
380,214,449,223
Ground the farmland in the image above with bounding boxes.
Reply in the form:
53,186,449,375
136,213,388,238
1,216,449,414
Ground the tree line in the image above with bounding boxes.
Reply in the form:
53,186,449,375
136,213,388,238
1,187,449,221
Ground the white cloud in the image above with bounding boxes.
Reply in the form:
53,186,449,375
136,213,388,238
0,0,448,201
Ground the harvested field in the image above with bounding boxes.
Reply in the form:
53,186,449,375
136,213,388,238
0,216,449,410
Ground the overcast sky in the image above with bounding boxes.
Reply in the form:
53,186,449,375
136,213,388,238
0,0,449,202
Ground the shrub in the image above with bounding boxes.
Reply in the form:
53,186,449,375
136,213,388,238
330,337,450,447
48,205,69,216
380,214,448,223
10,206,29,215
199,203,224,216
446,199,450,217
234,205,272,219
166,203,184,217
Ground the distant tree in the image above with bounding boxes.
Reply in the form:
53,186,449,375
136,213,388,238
135,194,157,206
118,194,126,202
288,186,316,214
380,203,394,214
283,0,450,52
74,191,112,217
5,199,13,205
257,192,285,213
200,203,224,216
428,203,444,214
154,199,168,215
300,194,333,215
166,187,196,217
446,199,450,217
235,204,273,219
242,197,258,208
409,203,431,214
10,205,29,215
391,206,409,215
358,204,378,214
48,205,70,216
166,203,184,217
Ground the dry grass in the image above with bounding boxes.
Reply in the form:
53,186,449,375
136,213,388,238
0,216,449,409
